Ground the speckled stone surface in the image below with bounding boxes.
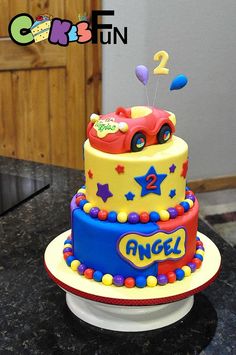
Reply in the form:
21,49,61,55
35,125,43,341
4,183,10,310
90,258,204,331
0,156,235,355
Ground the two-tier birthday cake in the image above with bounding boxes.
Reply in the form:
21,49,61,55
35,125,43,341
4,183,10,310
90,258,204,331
63,104,203,288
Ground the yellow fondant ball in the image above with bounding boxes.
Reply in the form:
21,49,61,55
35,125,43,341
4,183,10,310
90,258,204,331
182,266,191,277
196,249,204,257
185,199,194,208
83,202,93,213
117,212,128,223
64,244,72,249
102,274,113,286
147,276,157,287
78,188,86,194
70,259,80,271
159,210,170,221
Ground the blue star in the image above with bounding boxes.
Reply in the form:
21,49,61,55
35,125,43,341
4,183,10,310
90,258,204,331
169,189,176,198
134,166,167,197
125,192,135,201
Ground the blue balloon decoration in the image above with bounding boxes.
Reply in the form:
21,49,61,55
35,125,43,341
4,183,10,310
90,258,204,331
170,74,188,91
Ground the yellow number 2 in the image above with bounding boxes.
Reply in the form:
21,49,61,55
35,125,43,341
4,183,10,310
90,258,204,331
153,50,169,75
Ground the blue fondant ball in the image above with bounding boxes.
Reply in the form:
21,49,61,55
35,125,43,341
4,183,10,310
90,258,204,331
136,276,146,288
64,239,72,245
180,201,190,212
93,270,103,282
108,211,117,222
66,255,75,266
79,200,88,209
194,254,203,261
175,268,185,280
150,211,160,222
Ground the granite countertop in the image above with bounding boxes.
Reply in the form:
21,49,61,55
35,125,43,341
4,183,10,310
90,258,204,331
0,156,235,355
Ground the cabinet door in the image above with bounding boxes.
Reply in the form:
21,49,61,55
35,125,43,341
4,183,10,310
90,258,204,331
0,0,101,169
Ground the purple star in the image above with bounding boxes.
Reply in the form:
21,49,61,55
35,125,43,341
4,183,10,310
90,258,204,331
125,192,135,201
169,164,176,173
169,189,176,198
96,183,113,202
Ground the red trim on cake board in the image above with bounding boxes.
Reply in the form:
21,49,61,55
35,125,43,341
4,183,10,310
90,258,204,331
44,259,221,306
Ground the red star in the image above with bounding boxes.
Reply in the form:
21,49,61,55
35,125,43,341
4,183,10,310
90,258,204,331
115,165,125,174
88,169,93,179
181,160,188,178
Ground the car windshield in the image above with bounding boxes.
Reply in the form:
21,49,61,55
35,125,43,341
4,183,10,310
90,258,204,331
131,106,152,119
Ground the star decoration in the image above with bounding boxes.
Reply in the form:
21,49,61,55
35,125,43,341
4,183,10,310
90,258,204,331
181,160,189,178
96,183,113,202
115,165,125,174
134,166,167,197
169,164,176,173
88,169,93,179
169,189,176,198
125,192,135,201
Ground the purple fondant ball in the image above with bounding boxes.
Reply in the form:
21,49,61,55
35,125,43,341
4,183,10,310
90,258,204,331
158,274,168,285
113,275,125,287
89,207,100,218
196,246,205,251
187,194,195,202
128,212,140,224
187,262,197,272
167,208,178,219
78,264,87,275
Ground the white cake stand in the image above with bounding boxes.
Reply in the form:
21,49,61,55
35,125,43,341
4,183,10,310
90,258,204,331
44,231,221,332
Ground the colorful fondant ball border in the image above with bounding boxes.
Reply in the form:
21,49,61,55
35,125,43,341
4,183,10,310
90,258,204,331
74,187,196,224
62,236,204,288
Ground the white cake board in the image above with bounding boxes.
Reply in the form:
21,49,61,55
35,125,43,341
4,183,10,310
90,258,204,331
45,231,221,332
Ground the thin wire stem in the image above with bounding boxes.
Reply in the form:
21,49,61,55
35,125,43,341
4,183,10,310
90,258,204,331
152,78,158,106
145,86,150,106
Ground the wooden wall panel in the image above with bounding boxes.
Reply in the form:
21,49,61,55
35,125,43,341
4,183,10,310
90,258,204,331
85,0,102,121
65,0,86,169
28,0,64,18
0,0,102,169
0,41,66,71
49,68,68,166
12,70,29,159
0,72,15,157
28,70,50,163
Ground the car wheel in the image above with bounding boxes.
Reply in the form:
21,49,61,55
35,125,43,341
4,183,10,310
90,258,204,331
131,133,146,152
157,125,172,144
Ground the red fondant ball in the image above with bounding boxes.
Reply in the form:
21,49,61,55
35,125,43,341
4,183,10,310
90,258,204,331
186,190,194,195
167,271,176,283
140,212,150,223
98,210,108,221
76,195,86,205
84,268,94,279
196,241,203,247
125,277,135,288
63,252,73,260
192,258,202,269
175,204,185,216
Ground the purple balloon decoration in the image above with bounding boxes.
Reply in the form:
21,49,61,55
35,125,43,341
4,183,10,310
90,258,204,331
135,65,149,86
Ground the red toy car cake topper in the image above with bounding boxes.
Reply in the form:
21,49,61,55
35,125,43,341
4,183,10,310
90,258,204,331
87,106,176,154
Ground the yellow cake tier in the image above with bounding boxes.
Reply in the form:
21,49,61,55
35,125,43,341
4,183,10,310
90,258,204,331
84,136,188,214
